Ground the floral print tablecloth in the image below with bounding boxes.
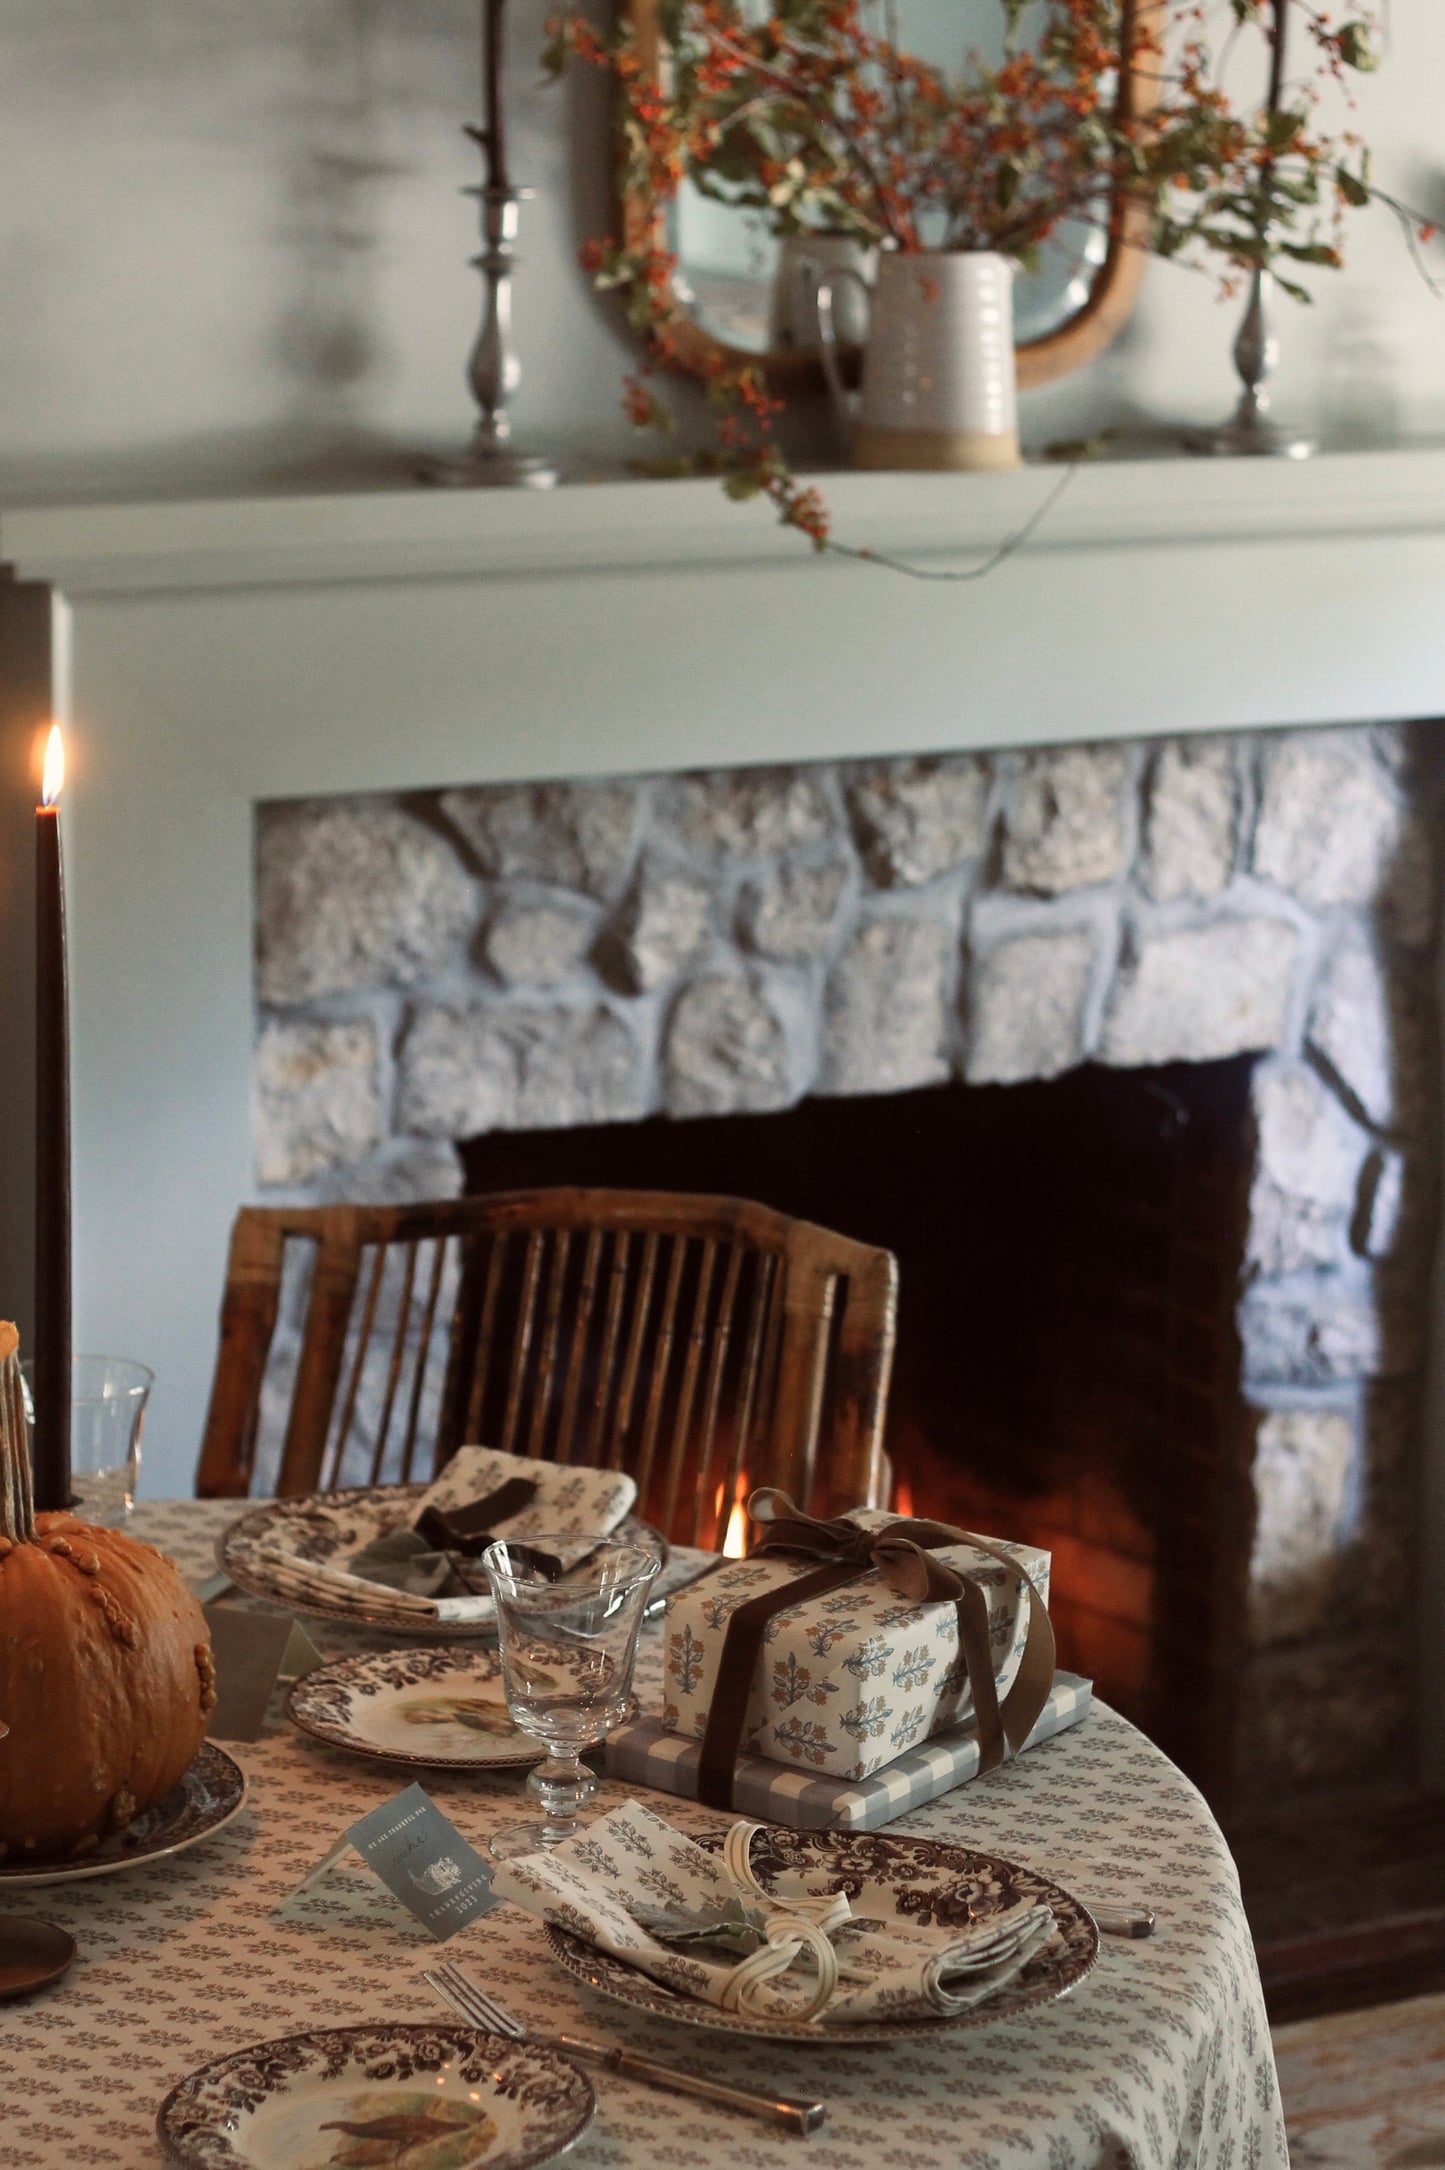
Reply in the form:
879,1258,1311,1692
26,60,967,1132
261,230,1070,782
0,1500,1288,2170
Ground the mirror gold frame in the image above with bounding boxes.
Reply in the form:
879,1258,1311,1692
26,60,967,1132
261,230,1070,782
619,0,1161,389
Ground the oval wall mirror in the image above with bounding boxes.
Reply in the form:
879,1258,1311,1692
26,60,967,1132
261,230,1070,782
620,0,1157,388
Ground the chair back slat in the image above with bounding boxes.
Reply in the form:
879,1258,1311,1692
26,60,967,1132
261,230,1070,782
196,1188,897,1547
275,1224,363,1496
463,1233,509,1447
685,1242,745,1547
399,1235,451,1483
195,1213,287,1498
528,1230,573,1460
632,1236,688,1507
709,1248,776,1549
554,1228,604,1466
657,1238,719,1543
608,1231,657,1472
364,1241,419,1486
330,1245,387,1484
499,1233,545,1457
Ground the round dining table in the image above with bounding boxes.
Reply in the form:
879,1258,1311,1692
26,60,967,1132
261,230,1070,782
1,1499,1288,2170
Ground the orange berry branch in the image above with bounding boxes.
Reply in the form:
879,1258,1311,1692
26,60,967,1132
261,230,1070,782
545,0,1434,552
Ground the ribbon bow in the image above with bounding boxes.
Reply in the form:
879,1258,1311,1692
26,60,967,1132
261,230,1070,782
695,1488,1055,1810
749,1488,991,1608
714,1821,849,2021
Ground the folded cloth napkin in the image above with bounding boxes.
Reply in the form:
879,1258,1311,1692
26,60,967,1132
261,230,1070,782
259,1449,638,1622
488,1800,1056,2024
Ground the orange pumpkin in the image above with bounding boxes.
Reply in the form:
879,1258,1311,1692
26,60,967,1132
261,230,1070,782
0,1322,215,1859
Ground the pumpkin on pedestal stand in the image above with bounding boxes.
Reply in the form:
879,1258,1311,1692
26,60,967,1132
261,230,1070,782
0,1320,216,1860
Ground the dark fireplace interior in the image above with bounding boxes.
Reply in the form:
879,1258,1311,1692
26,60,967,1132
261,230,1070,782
463,1057,1259,1797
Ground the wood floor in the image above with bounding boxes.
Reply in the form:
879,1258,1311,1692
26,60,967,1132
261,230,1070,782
1229,1790,1445,2025
1272,1991,1445,2167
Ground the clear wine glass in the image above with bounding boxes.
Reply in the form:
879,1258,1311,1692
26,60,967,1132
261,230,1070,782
20,1355,153,1525
483,1534,659,1861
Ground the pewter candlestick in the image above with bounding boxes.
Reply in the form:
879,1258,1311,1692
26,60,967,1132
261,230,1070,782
1185,0,1316,460
422,0,558,488
1185,266,1316,459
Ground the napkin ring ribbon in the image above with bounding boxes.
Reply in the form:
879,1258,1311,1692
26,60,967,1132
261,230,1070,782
696,1489,1056,1812
714,1821,848,2022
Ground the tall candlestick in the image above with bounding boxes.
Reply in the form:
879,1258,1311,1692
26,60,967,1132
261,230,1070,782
1183,0,1315,459
418,0,557,487
33,724,71,1515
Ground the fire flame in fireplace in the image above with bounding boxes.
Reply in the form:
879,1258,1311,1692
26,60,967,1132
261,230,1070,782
715,1472,751,1557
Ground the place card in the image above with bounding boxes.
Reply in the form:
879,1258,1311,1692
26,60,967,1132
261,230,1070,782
202,1603,324,1742
291,1783,500,1940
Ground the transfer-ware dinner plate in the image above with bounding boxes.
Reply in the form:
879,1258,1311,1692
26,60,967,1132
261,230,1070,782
0,1741,247,1888
158,2024,595,2170
287,1646,551,1772
219,1483,666,1637
546,1825,1099,2044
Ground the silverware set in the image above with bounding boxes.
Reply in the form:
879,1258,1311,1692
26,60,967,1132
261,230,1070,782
424,1959,827,2134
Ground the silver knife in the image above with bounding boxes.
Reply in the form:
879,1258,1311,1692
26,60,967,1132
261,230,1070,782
546,2031,826,2132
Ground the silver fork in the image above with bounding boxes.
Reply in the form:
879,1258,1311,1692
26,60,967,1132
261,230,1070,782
423,1959,825,2135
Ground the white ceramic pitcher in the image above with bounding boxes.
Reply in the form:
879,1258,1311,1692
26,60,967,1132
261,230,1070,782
813,248,1021,471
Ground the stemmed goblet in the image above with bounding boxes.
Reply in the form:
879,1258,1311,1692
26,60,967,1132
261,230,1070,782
483,1534,659,1861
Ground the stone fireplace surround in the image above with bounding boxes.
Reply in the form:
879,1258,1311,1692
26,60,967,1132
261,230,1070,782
256,723,1439,1800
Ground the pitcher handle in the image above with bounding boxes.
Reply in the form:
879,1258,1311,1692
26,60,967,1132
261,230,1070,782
809,263,871,437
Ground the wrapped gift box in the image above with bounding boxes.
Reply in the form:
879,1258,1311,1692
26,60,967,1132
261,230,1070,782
608,1671,1091,1830
660,1516,1051,1783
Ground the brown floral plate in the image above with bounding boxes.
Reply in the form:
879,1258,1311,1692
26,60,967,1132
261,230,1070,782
286,1644,639,1773
158,2023,595,2170
220,1484,666,1638
0,1742,247,1888
288,1645,630,1773
545,1825,1099,2044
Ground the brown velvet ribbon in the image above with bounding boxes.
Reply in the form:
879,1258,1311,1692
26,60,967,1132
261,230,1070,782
696,1488,1057,1812
414,1475,541,1557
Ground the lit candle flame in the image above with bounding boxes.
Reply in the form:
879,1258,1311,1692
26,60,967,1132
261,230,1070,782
41,725,65,809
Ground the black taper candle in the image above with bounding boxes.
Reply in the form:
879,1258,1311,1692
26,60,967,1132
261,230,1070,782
483,0,510,192
33,727,71,1514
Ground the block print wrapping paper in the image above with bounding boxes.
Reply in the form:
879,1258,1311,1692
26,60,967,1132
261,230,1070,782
661,1525,1051,1782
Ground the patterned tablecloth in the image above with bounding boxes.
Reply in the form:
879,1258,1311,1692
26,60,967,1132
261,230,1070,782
1,1501,1288,2170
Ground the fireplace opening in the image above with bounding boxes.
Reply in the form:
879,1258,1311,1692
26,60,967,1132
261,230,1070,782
462,1056,1259,1796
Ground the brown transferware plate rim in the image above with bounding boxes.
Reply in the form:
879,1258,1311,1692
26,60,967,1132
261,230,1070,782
155,2020,596,2170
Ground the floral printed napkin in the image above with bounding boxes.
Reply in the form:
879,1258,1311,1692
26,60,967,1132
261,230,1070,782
420,1448,636,1541
264,1450,638,1622
488,1801,1055,2023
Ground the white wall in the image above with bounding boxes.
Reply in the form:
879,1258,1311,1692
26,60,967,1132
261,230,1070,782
2,0,1444,505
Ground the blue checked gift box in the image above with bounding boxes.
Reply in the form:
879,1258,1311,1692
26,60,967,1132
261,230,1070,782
605,1671,1092,1830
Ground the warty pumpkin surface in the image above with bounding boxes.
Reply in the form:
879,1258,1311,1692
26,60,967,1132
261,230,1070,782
0,1321,216,1859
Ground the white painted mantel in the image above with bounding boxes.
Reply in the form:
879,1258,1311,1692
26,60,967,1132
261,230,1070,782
4,448,1445,1509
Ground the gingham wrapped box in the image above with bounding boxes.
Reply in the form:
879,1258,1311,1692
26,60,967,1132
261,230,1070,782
659,1520,1051,1782
606,1671,1092,1830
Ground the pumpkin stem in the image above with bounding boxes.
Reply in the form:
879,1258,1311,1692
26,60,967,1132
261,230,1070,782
0,1323,36,1544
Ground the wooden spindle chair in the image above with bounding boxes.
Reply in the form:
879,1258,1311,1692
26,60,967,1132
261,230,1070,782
195,1189,897,1549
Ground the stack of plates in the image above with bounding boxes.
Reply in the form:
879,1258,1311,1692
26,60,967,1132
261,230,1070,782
219,1482,665,1638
